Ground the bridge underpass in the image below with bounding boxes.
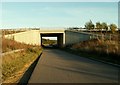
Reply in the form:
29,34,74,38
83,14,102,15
40,33,64,48
3,29,119,83
4,29,94,46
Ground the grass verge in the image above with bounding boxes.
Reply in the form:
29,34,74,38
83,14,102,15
61,48,120,66
61,39,120,66
2,47,42,83
2,38,37,53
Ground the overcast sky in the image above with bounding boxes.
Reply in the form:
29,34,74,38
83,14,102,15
1,1,119,29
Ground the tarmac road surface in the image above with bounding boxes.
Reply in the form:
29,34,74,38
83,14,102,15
28,49,119,83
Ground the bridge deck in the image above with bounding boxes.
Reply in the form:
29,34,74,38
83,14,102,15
28,49,119,83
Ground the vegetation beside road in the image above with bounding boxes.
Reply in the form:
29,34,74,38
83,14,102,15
64,38,120,65
2,29,26,35
68,20,118,34
42,38,57,45
64,20,120,65
2,38,42,83
2,38,39,53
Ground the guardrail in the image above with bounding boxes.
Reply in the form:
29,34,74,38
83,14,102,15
66,30,119,41
2,49,24,56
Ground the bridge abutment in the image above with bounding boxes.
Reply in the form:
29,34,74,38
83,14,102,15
4,29,93,47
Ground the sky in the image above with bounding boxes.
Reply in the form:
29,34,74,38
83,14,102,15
1,1,119,29
1,0,120,2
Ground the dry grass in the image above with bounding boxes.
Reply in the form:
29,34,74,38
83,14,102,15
2,47,42,83
2,38,38,53
72,38,120,56
2,38,42,83
71,38,120,64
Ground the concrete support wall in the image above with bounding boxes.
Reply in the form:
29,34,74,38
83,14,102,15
5,30,41,45
4,30,92,47
14,30,41,45
57,34,63,47
63,33,66,46
65,31,91,45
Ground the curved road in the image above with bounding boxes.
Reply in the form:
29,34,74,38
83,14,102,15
29,49,119,83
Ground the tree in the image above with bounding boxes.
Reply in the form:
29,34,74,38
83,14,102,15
101,22,108,33
85,20,94,30
96,22,103,34
96,22,102,31
109,24,117,34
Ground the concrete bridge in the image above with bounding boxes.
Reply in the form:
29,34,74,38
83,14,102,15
4,29,97,47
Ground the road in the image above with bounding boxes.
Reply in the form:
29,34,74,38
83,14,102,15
28,49,119,83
